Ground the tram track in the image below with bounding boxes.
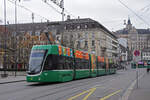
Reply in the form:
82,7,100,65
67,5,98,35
0,74,118,100
30,75,115,95
0,81,36,96
30,71,134,100
30,74,118,100
0,68,145,100
0,80,25,84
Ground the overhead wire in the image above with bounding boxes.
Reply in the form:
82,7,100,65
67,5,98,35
118,0,150,27
41,0,62,15
64,9,76,18
140,3,150,12
128,3,150,23
41,0,77,19
101,19,123,24
7,0,78,22
7,0,50,21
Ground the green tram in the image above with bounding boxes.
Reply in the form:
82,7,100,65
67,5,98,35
26,45,116,82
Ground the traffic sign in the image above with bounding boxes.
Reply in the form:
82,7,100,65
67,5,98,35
134,50,140,56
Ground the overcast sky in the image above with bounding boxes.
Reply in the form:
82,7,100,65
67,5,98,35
0,0,150,31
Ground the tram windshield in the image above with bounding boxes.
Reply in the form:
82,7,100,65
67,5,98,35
28,50,46,74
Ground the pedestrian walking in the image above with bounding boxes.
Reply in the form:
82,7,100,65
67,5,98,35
147,68,150,73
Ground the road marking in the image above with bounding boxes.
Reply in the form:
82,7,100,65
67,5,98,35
67,88,96,100
100,89,121,100
120,73,145,100
68,73,117,100
83,88,96,100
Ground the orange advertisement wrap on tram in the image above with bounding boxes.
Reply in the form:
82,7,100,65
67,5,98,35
97,56,105,62
58,45,62,55
105,57,109,70
91,54,96,72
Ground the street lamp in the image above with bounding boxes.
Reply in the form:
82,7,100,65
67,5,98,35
44,0,64,21
2,0,7,77
14,0,19,77
14,0,30,75
14,0,22,76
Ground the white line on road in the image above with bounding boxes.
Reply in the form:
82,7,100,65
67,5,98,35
120,73,145,100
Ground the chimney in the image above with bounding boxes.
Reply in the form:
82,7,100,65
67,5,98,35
67,15,71,20
78,16,80,19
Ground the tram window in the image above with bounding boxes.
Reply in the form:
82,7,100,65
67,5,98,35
80,59,84,69
75,58,79,69
81,59,85,69
83,59,89,69
57,56,73,70
100,62,103,68
109,63,112,68
97,62,99,69
101,63,105,69
75,58,89,69
83,59,86,69
44,55,54,70
75,58,82,69
57,56,64,69
97,62,102,69
109,63,113,68
44,55,73,70
64,57,70,69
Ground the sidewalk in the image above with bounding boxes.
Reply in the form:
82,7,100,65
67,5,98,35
128,71,150,100
0,76,26,84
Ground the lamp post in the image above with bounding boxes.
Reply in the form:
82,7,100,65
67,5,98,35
3,0,7,77
15,0,17,26
14,0,18,77
14,0,21,76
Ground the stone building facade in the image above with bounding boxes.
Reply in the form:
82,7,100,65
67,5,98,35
0,25,15,69
115,18,150,60
61,18,118,58
142,48,150,61
0,18,118,70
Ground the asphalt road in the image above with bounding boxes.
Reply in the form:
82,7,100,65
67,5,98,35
0,65,146,100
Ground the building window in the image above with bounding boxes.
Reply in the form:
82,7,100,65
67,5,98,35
92,40,95,46
28,31,32,35
92,33,95,38
85,41,88,46
64,26,66,30
77,41,80,49
85,25,88,28
71,25,75,30
92,24,96,28
70,34,73,38
78,34,81,38
77,25,80,29
85,33,88,38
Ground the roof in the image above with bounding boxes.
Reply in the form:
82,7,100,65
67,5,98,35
0,25,8,32
116,29,129,34
64,18,117,39
127,18,132,25
142,48,150,52
0,18,117,39
116,28,150,35
137,29,150,34
64,18,96,24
